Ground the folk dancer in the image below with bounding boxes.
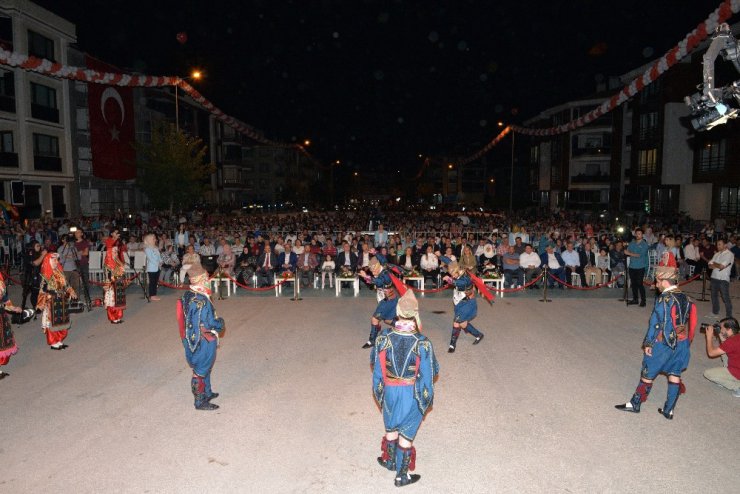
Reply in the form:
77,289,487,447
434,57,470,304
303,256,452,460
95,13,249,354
372,289,439,487
360,253,406,349
177,264,225,411
615,266,697,419
104,229,127,324
439,257,493,353
0,272,25,379
37,253,77,350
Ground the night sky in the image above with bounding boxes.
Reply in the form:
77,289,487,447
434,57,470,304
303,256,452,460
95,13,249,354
39,0,722,170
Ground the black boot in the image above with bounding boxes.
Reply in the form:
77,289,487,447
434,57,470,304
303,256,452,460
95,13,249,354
377,437,397,471
394,446,420,487
448,327,460,353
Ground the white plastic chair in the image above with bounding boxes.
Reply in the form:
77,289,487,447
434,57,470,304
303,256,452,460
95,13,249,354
88,251,103,282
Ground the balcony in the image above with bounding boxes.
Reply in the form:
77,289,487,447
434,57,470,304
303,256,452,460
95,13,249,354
0,151,18,167
0,94,15,113
31,104,59,123
33,155,62,171
571,173,611,184
572,146,610,157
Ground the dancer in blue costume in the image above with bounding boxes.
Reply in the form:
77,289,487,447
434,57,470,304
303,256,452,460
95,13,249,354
361,253,400,349
615,266,697,419
372,289,439,487
439,258,486,353
177,264,225,411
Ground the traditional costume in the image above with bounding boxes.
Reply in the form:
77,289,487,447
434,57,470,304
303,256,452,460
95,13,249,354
37,253,77,350
615,266,697,419
177,264,225,411
0,272,20,378
440,258,493,353
361,254,406,349
104,236,127,324
372,290,438,487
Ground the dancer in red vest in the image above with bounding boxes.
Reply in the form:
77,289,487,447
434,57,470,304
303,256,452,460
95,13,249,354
0,272,23,377
104,228,127,324
38,253,77,350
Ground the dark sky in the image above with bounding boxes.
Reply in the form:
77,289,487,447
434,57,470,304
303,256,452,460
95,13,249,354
39,0,722,169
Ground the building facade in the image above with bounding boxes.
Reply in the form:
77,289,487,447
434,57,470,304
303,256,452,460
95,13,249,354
0,0,76,218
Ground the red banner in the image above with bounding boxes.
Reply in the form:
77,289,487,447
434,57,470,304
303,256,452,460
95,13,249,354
86,56,136,180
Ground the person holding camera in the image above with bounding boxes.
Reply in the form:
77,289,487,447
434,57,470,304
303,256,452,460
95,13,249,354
703,317,740,397
615,266,697,419
57,235,80,297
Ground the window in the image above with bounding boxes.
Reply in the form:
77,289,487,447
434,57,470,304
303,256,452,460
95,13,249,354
638,112,658,140
639,80,660,104
699,139,726,173
224,144,241,161
0,69,13,96
719,186,739,216
0,131,12,152
31,82,56,108
0,69,14,113
30,82,58,122
529,168,538,186
637,148,657,176
551,138,561,162
0,130,16,167
550,165,561,186
33,133,59,156
27,30,54,60
33,133,61,171
529,145,539,165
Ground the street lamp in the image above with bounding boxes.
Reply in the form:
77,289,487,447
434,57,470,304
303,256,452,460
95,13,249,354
175,69,203,133
509,130,515,211
304,139,311,146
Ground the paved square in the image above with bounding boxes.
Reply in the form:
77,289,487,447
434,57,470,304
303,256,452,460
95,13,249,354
1,281,738,493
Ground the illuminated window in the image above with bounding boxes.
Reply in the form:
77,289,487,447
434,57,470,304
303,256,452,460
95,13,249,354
637,148,657,176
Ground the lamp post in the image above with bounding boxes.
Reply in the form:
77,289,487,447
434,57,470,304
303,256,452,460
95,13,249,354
509,130,515,211
174,70,202,133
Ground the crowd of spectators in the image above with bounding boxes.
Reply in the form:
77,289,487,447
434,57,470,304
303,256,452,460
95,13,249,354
3,208,739,298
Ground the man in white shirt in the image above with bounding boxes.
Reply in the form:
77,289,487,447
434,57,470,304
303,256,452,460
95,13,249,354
374,224,388,248
519,244,542,289
709,239,734,319
561,242,582,285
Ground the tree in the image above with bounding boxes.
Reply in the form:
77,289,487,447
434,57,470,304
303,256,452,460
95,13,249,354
136,122,214,212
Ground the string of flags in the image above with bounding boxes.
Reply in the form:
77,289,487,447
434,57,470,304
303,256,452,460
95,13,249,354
455,0,740,166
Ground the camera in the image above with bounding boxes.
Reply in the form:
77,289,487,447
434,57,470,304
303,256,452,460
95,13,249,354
700,322,721,337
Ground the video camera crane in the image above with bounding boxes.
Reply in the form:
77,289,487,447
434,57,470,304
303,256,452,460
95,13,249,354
685,23,740,131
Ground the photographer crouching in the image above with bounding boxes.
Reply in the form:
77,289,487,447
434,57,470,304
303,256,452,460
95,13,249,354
703,317,740,397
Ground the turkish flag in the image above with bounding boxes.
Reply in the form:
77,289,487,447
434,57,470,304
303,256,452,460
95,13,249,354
86,56,136,180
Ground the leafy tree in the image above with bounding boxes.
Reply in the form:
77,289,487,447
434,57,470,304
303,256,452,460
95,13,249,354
136,122,214,212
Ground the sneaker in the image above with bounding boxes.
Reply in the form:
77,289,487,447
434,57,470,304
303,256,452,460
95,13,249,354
733,388,740,398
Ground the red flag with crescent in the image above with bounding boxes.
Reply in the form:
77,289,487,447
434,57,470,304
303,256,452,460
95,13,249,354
86,56,136,180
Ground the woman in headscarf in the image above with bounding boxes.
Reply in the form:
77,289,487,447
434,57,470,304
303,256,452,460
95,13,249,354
38,253,77,349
